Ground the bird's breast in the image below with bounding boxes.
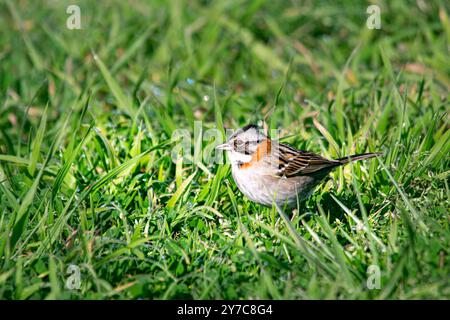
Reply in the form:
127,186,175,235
231,165,322,208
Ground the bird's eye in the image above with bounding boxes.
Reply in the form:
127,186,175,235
234,139,244,147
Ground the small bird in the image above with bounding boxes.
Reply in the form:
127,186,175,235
216,124,380,209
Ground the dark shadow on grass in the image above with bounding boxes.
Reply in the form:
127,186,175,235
303,190,379,222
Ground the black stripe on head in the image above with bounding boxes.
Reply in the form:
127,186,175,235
229,124,261,140
241,124,259,132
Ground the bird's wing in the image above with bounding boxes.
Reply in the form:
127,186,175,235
270,143,340,177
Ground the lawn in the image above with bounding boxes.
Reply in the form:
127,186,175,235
0,0,449,299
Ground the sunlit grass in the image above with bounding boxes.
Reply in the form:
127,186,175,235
0,0,449,299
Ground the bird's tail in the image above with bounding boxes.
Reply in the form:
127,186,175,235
336,152,381,165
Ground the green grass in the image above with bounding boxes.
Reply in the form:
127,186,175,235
0,0,449,299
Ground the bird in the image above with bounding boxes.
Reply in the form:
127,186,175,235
216,124,380,209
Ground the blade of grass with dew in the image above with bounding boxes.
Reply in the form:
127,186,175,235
167,170,197,209
316,204,355,287
0,155,30,166
93,52,136,118
377,158,428,233
274,203,337,277
28,105,47,176
52,124,94,202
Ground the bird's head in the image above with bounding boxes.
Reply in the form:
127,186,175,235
216,124,269,167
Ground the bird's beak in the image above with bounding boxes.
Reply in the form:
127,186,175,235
216,143,231,151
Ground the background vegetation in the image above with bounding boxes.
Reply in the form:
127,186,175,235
0,0,449,299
